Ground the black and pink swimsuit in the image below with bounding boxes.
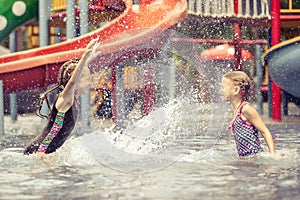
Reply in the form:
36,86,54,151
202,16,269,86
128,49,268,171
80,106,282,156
23,101,78,155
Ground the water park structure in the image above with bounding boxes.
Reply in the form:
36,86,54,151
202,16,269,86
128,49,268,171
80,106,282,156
173,0,300,121
0,0,188,127
0,0,299,130
1,2,300,199
263,0,300,120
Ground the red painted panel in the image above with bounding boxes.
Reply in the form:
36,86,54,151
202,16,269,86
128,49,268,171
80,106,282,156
0,0,187,94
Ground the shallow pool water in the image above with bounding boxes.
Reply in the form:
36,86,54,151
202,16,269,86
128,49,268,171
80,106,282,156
0,103,299,200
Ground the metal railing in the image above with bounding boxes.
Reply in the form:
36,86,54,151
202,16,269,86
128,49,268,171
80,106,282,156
281,0,300,13
187,0,270,19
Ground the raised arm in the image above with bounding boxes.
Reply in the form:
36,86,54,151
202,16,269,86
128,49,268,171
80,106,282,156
63,39,99,96
69,39,99,88
56,39,99,112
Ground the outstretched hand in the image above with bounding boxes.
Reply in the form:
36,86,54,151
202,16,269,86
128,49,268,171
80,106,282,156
87,37,99,49
85,37,100,65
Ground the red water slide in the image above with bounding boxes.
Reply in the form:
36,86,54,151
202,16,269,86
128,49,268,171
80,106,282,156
0,0,187,93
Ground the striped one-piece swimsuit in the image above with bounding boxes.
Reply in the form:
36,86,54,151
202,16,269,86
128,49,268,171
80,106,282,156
228,102,263,157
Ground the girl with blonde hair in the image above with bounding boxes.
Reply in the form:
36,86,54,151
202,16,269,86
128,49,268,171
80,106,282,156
222,71,275,157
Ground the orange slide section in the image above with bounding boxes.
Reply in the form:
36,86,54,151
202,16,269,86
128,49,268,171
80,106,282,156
0,0,187,93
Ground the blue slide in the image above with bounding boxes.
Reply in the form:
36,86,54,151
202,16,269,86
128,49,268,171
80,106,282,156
263,36,300,99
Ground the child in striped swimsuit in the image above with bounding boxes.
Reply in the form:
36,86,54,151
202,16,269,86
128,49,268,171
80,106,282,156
222,71,275,157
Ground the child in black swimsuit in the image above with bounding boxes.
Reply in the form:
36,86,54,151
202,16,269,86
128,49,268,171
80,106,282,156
23,39,99,156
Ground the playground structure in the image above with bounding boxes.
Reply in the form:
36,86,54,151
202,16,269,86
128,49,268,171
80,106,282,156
0,0,39,42
265,0,300,120
182,0,300,121
263,36,300,99
0,0,188,128
263,36,300,115
0,0,299,128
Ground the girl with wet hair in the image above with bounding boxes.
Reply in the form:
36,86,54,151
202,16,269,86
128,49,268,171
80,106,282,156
222,71,276,157
34,60,79,119
23,39,99,156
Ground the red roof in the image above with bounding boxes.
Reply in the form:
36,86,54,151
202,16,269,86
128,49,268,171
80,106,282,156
199,44,253,61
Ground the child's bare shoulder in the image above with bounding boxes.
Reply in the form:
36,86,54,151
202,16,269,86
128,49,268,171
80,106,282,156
241,103,259,118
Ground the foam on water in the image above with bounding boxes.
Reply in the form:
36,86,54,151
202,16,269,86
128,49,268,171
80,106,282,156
75,99,193,172
0,97,298,172
0,98,205,170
